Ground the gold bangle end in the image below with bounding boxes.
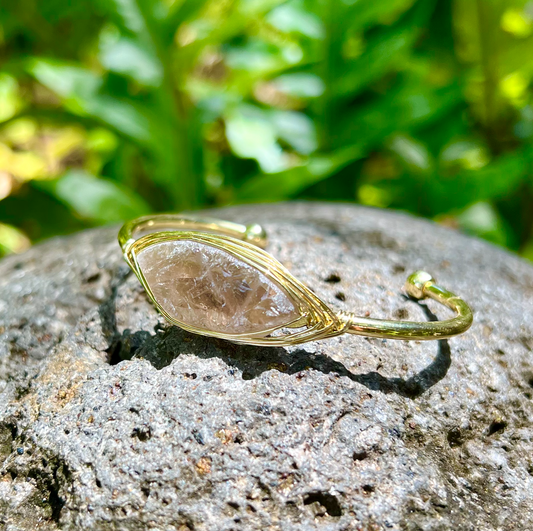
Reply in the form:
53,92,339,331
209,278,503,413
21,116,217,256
405,271,435,300
244,223,268,249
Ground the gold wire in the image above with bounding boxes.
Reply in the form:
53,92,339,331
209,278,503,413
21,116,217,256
118,214,473,346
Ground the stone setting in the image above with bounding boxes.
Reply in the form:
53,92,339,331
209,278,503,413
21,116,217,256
136,240,300,335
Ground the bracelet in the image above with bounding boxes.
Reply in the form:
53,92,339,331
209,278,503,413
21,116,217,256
118,214,473,347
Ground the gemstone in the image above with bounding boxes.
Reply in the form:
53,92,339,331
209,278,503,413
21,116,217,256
136,240,300,335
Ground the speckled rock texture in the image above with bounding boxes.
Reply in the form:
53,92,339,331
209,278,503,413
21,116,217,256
1,203,532,531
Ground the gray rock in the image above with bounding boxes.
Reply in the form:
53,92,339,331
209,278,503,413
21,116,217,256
1,202,533,531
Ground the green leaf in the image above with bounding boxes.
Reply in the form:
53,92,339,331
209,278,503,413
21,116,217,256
0,185,88,242
99,36,163,87
27,58,153,144
335,1,436,98
270,110,318,155
36,169,150,223
26,57,203,210
387,133,434,175
92,0,168,77
225,105,288,173
94,0,148,37
27,59,101,99
343,0,416,33
165,0,211,26
80,95,154,144
239,0,288,16
270,73,325,98
455,202,513,248
334,81,462,149
0,223,30,257
225,41,292,74
428,149,533,214
334,25,420,98
234,146,363,202
0,74,21,123
453,0,525,127
439,139,491,172
267,0,324,39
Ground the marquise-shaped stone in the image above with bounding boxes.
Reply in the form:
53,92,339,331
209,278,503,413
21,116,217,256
136,240,300,335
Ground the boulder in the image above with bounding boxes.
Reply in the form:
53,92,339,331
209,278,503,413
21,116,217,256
1,202,532,531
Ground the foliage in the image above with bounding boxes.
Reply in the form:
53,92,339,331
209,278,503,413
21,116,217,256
1,0,533,258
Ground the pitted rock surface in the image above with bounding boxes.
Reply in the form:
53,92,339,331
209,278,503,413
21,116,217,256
1,203,533,531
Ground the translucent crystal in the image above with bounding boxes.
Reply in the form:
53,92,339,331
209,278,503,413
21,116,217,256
137,240,300,334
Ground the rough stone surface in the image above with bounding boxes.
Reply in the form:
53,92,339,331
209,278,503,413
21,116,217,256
1,202,533,531
137,240,299,334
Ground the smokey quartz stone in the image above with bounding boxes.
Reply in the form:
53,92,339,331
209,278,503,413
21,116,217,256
136,240,300,335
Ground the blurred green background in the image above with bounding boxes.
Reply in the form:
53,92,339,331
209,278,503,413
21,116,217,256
1,0,533,259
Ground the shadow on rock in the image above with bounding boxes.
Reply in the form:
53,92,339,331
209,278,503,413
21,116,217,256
103,291,451,399
98,267,451,400
202,336,451,400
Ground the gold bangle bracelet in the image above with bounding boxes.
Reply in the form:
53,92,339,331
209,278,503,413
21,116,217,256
118,214,473,347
